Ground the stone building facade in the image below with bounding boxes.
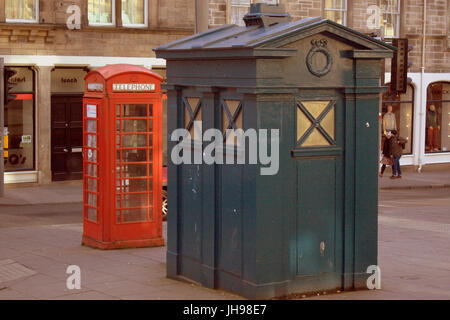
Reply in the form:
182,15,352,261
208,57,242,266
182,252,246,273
1,0,194,184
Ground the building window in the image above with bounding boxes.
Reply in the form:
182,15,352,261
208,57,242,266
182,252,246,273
5,0,38,23
425,82,450,153
230,0,279,26
324,0,347,26
382,84,414,155
88,0,115,25
122,0,148,27
380,0,400,38
4,67,35,172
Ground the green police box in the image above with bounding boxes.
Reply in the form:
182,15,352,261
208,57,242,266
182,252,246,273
155,3,394,299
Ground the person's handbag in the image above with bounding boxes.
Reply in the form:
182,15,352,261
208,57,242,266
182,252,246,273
381,156,393,165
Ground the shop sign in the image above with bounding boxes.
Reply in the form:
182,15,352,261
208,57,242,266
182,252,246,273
51,68,87,93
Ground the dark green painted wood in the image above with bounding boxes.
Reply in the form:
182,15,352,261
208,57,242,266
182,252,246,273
296,157,336,276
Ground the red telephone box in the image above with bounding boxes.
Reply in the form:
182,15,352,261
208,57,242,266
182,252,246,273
82,64,164,249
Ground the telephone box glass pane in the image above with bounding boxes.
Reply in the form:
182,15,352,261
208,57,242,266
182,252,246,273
87,207,97,222
122,209,148,222
117,164,147,178
87,149,97,162
122,134,148,147
118,193,148,208
87,120,97,133
87,135,97,148
87,193,97,207
122,119,147,132
87,163,97,177
120,149,149,162
121,104,147,117
87,178,97,192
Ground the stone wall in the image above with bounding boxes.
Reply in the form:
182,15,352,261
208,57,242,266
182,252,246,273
0,0,195,57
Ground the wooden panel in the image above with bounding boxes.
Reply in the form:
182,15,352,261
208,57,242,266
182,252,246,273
296,157,336,276
220,164,243,277
180,164,203,261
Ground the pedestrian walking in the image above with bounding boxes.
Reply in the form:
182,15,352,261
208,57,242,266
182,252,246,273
379,131,393,177
389,130,407,179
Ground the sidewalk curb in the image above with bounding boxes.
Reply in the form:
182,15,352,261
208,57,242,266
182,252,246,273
379,184,450,190
0,201,82,207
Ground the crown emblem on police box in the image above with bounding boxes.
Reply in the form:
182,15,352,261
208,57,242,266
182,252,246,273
306,38,333,77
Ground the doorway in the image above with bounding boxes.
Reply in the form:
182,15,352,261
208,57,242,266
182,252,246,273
51,94,83,181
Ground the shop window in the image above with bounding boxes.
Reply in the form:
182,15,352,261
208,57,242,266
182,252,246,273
324,0,347,26
122,0,148,27
230,0,278,26
297,100,335,147
382,83,414,155
5,0,38,23
4,67,35,172
425,82,450,153
88,0,115,25
380,0,400,38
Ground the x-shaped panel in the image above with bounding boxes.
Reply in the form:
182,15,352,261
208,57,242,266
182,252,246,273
297,100,335,146
222,99,243,142
183,97,202,138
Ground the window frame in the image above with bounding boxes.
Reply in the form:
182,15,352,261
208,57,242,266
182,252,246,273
323,0,347,26
88,0,116,27
5,0,39,24
122,0,149,28
380,0,401,39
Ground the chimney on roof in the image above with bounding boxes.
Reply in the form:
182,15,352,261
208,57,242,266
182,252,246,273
243,3,292,28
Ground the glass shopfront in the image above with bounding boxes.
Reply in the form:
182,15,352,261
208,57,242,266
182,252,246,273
382,83,414,154
426,82,450,153
4,67,35,171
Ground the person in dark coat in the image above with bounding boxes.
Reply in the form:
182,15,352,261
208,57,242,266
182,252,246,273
389,130,407,179
379,131,393,177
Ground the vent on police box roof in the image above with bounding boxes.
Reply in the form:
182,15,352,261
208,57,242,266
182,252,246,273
243,3,292,28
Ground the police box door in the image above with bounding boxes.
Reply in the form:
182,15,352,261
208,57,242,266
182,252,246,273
51,94,83,181
293,93,344,286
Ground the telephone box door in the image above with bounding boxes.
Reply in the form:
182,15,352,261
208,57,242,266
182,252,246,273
111,99,163,241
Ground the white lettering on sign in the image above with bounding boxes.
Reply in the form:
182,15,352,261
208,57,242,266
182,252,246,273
87,83,103,91
86,104,97,118
112,83,155,92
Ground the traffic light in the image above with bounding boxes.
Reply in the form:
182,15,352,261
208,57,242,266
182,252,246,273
390,38,410,94
4,66,17,105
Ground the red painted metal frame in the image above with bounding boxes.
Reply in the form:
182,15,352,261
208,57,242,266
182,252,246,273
82,64,164,249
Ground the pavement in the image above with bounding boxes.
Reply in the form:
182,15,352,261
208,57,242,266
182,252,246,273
379,168,450,190
0,167,448,208
0,181,83,206
0,168,449,300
